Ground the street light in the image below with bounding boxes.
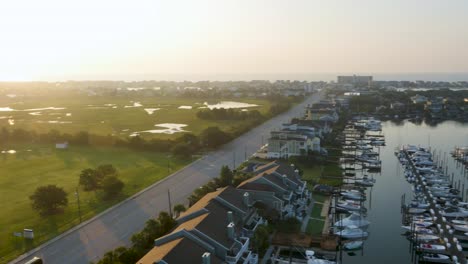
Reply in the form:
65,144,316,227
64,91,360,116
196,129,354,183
75,187,82,223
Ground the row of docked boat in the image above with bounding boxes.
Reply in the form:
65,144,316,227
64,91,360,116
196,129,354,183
397,145,467,264
332,118,386,251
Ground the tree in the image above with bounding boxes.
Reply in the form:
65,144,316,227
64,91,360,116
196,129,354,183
80,165,118,192
199,127,231,148
96,164,118,178
30,185,68,216
173,204,186,218
219,165,234,186
101,176,124,199
157,211,177,234
96,247,139,264
252,225,270,255
79,168,99,191
171,142,192,159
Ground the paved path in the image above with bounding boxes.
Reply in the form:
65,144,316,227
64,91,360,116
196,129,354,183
10,92,322,264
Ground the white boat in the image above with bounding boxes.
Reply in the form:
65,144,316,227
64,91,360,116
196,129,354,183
334,213,370,228
340,192,365,201
418,244,446,253
412,221,434,228
305,250,337,264
343,241,363,250
452,219,468,225
415,234,440,242
354,178,374,187
337,202,366,213
334,227,369,239
453,224,468,232
410,200,430,209
408,208,427,214
401,226,434,234
420,253,451,263
441,208,468,218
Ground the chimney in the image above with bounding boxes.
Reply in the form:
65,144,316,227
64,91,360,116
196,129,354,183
227,211,233,223
282,174,287,184
227,222,235,240
202,252,211,264
243,192,250,207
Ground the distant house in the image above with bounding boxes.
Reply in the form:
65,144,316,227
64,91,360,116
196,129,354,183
305,108,339,123
425,97,444,113
411,94,428,104
55,142,68,149
390,102,405,110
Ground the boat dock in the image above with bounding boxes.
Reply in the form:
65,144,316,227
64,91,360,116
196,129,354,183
402,149,467,264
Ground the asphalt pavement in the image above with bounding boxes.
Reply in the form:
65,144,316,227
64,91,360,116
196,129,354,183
10,92,322,264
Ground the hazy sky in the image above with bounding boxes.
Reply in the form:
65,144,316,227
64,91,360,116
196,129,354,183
1,0,467,81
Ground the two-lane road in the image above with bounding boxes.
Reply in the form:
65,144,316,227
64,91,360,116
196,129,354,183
11,92,322,264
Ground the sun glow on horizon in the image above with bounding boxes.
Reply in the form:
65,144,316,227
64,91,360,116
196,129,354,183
1,0,468,81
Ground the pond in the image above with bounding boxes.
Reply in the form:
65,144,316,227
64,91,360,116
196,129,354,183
203,101,259,110
0,107,65,112
1,150,16,154
342,120,468,264
144,108,161,115
178,106,192,109
124,102,143,108
130,123,188,136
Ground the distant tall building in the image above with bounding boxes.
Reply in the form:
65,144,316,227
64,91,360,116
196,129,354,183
337,75,373,86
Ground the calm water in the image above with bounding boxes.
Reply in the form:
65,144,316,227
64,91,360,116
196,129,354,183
342,120,468,264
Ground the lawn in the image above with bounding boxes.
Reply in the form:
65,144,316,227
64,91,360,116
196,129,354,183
306,218,325,235
311,203,323,218
0,95,272,139
0,143,189,262
312,193,329,204
301,163,343,187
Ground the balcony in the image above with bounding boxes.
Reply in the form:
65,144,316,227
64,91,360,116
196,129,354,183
225,237,250,264
242,217,266,237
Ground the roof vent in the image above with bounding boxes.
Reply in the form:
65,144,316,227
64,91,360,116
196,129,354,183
202,252,211,264
227,222,235,240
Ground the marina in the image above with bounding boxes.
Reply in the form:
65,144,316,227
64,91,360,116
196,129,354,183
338,121,468,264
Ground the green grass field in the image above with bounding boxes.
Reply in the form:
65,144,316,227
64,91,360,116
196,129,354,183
0,95,272,139
0,143,189,262
306,218,325,235
301,164,343,187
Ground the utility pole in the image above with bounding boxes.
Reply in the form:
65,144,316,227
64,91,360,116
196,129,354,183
167,155,170,173
75,187,82,223
167,189,173,218
244,145,247,161
233,152,236,169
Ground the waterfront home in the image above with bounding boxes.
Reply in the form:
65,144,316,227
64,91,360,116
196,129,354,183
266,130,321,159
237,161,310,220
137,186,264,264
305,108,339,123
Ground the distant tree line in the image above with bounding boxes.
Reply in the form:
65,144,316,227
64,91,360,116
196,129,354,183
196,108,263,120
0,97,298,159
